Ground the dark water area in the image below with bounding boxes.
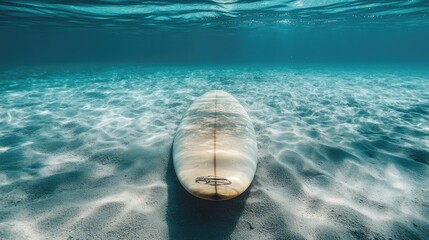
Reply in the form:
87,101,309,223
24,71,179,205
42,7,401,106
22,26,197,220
1,0,429,66
2,28,429,66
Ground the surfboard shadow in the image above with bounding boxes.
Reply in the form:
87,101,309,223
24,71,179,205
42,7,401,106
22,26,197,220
166,146,250,240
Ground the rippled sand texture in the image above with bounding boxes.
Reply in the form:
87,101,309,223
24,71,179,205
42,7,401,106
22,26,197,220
0,66,428,239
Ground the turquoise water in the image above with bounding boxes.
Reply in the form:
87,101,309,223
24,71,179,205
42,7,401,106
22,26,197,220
1,0,429,65
1,0,429,239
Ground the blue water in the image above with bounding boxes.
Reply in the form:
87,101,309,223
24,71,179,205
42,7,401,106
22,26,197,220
1,0,429,65
1,1,429,239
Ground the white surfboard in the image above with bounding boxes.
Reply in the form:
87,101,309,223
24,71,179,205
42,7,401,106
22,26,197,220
173,90,257,201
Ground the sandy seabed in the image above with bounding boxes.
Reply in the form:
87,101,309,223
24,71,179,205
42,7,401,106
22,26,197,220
0,65,428,239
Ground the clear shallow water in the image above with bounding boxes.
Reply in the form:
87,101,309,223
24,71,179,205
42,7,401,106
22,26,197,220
0,66,428,239
1,0,429,239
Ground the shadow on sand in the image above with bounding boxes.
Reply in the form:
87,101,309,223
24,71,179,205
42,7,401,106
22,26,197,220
166,147,250,240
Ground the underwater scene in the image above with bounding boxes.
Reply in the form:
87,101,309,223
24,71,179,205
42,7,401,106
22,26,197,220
1,1,429,240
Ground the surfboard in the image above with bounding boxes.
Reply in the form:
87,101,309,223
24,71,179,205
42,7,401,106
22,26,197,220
173,90,257,201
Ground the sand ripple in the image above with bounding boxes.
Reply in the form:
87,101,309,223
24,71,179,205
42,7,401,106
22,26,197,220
0,65,428,239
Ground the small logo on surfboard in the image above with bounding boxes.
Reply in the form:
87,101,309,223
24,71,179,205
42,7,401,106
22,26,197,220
195,176,232,185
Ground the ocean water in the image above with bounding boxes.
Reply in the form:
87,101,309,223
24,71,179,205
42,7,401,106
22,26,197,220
1,0,429,240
